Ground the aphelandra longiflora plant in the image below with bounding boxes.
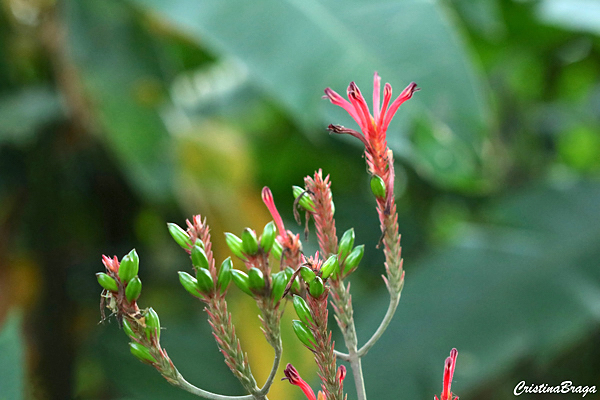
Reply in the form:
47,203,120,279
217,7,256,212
96,72,459,400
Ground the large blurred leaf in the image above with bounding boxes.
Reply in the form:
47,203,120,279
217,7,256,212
0,86,64,145
537,0,600,35
0,312,24,400
63,0,174,201
130,0,491,189
356,180,600,398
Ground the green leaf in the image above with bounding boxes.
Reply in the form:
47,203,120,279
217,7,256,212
129,0,491,188
360,181,600,398
64,0,173,201
0,311,24,400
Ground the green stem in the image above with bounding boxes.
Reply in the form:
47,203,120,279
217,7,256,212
357,290,400,357
330,280,366,400
174,373,257,400
259,338,282,396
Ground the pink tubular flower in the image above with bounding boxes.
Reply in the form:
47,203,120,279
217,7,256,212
261,187,286,239
435,348,458,400
283,363,317,400
262,186,303,271
324,72,417,155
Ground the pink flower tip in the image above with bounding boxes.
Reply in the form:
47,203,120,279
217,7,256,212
324,72,418,148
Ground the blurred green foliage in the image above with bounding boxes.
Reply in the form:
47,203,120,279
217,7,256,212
1,0,599,399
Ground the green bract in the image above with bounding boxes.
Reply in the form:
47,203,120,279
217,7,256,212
370,175,386,199
145,307,160,340
178,271,202,298
217,258,232,293
293,295,314,325
309,276,325,298
242,228,259,256
343,245,365,275
292,185,316,212
125,276,142,303
191,245,210,270
196,268,214,293
96,272,119,292
122,319,136,338
292,320,316,350
231,269,253,296
320,255,338,280
260,221,276,252
118,249,139,283
248,267,265,291
129,342,157,364
167,223,192,250
270,271,287,302
338,228,355,261
272,240,283,260
299,265,316,284
225,232,246,260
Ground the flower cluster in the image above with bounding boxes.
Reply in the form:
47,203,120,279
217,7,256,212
96,72,458,400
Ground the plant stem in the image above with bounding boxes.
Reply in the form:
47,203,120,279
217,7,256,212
259,338,282,395
330,280,366,400
174,374,257,400
358,290,400,357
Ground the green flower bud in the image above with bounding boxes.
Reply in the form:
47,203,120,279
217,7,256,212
270,271,287,302
292,185,316,212
308,276,325,298
272,240,283,260
284,267,294,281
370,175,386,199
299,265,316,284
225,232,247,260
167,223,192,250
118,249,139,283
292,320,316,350
196,267,214,294
293,295,314,325
194,238,205,249
129,342,157,364
247,267,265,291
242,228,259,256
260,221,276,253
292,276,301,293
191,245,210,270
122,319,136,338
320,255,338,280
96,272,119,292
338,228,355,261
178,271,202,298
125,276,142,303
217,258,232,293
343,245,365,275
231,269,253,296
145,307,160,340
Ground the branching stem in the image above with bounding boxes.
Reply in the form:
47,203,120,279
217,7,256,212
358,290,400,357
174,373,255,400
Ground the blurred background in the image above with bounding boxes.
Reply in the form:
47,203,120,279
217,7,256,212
1,0,600,399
